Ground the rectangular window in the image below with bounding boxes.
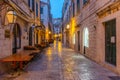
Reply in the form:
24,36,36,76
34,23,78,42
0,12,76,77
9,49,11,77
28,0,30,7
32,0,35,11
41,19,44,24
36,3,38,17
77,0,80,13
83,0,88,5
40,7,43,14
72,2,75,17
28,0,35,11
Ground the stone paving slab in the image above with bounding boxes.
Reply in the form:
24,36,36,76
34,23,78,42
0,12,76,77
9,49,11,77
0,42,119,80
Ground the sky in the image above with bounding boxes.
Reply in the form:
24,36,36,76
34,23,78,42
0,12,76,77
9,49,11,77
50,0,64,18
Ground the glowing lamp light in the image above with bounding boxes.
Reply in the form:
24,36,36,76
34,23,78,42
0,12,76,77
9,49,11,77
49,31,51,34
6,10,17,24
66,24,70,29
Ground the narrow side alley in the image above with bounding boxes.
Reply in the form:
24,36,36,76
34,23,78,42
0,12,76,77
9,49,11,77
10,41,118,80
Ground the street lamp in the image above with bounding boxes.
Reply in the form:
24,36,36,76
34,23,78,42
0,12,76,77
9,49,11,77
4,10,17,38
6,10,17,24
66,24,70,29
49,31,51,34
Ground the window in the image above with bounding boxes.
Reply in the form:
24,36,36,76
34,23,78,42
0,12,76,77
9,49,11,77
28,0,30,7
41,19,44,24
28,0,35,11
32,0,35,11
72,2,75,17
83,27,89,47
73,34,75,44
36,3,38,17
83,0,88,5
77,0,80,13
40,7,43,14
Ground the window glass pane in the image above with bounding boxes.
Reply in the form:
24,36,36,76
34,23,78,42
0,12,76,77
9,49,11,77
28,0,30,7
77,0,80,13
73,34,75,44
83,28,89,47
40,7,43,14
36,3,38,16
83,0,88,5
32,0,35,11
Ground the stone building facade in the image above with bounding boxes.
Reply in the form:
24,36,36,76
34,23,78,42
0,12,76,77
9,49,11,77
62,0,120,74
53,18,62,34
40,0,53,42
0,0,40,58
53,18,62,40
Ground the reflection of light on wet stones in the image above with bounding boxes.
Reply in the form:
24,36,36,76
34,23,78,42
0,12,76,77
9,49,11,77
47,72,60,79
66,68,72,72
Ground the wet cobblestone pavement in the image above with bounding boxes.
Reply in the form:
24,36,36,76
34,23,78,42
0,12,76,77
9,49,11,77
1,41,120,80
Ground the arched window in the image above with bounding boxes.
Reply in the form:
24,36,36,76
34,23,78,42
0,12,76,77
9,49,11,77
83,27,89,47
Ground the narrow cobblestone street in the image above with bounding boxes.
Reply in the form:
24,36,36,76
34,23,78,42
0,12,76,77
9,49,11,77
1,0,120,80
6,41,118,80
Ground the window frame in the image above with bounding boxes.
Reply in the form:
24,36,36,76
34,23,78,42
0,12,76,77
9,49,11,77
40,7,43,14
83,27,89,47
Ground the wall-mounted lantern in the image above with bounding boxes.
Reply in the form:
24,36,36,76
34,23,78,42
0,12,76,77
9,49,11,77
5,10,17,38
66,24,70,29
49,31,51,34
6,10,17,24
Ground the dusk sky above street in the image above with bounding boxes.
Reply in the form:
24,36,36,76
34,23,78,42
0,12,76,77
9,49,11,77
50,0,64,18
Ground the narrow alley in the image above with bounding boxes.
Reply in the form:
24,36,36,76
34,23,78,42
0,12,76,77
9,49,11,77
1,0,120,80
2,41,117,80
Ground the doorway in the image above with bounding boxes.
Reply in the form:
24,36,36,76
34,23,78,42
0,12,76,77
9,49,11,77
12,23,21,54
36,32,38,44
105,19,116,65
78,31,80,51
29,27,33,46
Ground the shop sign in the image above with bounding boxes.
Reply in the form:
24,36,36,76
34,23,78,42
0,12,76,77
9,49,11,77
5,29,10,38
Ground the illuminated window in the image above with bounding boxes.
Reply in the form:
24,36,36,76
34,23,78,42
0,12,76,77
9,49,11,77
83,27,89,47
73,34,75,44
40,7,43,14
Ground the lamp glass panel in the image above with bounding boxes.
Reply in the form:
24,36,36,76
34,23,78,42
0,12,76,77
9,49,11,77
6,11,16,23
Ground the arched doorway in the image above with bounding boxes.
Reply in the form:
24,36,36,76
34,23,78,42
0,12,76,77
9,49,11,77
29,27,33,46
12,23,21,54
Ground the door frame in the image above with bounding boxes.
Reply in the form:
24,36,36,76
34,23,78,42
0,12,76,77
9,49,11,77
12,23,21,54
105,19,116,66
78,31,80,51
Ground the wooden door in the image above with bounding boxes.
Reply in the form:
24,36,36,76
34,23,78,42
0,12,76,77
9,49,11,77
105,19,116,65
